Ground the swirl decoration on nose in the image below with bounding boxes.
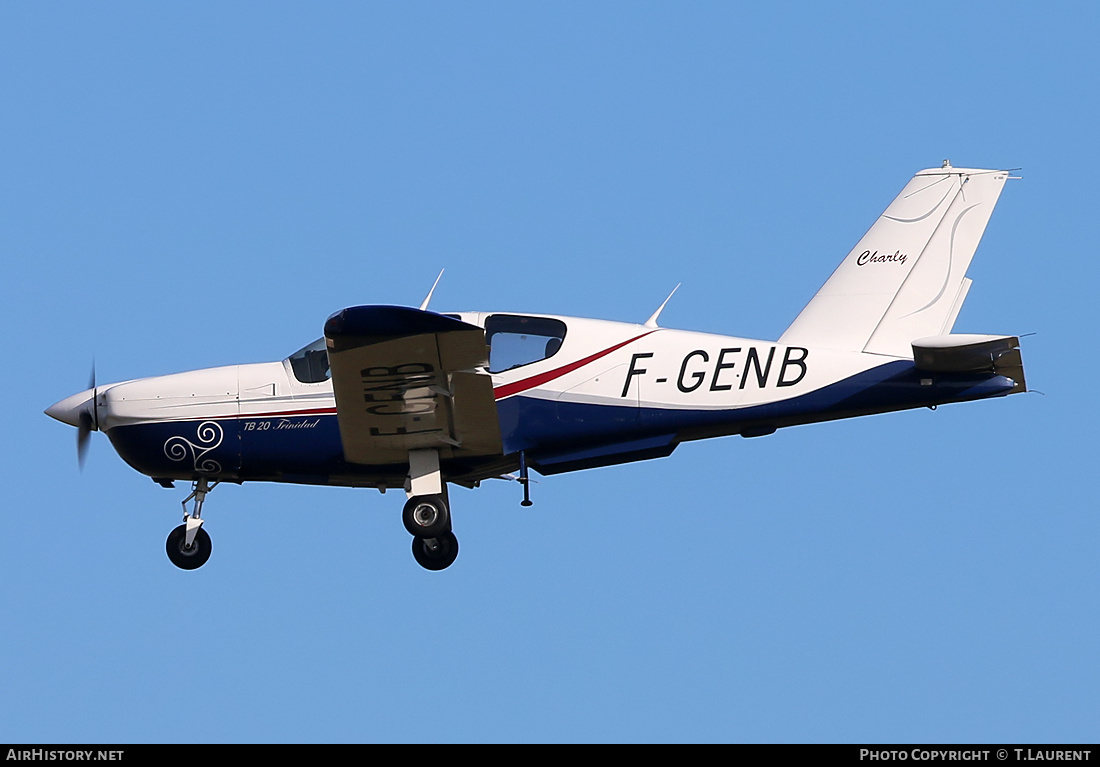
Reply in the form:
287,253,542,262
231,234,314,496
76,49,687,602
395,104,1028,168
164,421,224,474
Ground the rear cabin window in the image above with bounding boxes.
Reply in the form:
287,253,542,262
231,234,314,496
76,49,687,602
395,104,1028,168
485,315,567,373
287,338,331,383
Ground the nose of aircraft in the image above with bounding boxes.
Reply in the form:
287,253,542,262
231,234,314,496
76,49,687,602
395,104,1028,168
45,388,96,429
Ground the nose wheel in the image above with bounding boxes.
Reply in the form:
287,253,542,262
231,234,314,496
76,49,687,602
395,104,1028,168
166,524,212,570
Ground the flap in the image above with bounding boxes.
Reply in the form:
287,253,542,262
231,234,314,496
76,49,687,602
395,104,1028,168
324,306,502,465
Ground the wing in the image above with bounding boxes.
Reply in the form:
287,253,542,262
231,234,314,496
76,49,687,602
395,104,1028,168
324,305,502,465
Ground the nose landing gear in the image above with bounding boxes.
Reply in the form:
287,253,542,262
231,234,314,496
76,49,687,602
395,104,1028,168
166,477,217,570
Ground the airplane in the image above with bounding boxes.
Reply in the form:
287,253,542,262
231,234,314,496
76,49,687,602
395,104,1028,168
45,161,1027,571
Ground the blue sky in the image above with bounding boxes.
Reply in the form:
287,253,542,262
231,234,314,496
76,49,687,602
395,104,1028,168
2,2,1097,743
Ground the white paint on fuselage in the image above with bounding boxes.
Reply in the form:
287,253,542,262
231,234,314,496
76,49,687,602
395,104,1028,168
89,313,907,432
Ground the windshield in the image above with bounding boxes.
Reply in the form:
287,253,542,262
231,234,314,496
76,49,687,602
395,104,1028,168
287,338,331,383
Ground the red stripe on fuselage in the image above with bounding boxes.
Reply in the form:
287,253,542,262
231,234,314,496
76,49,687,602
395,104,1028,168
238,407,338,419
492,331,655,400
147,333,656,421
200,407,338,421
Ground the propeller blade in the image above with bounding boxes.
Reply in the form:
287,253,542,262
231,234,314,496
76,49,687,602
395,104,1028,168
77,412,93,469
78,361,97,470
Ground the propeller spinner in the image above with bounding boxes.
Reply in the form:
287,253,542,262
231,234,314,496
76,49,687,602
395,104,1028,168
45,364,99,469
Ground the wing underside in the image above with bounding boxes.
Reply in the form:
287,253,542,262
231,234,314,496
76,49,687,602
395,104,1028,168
324,306,502,465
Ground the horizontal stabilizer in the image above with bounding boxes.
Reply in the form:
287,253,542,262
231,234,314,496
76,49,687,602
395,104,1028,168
912,334,1026,392
780,164,1010,357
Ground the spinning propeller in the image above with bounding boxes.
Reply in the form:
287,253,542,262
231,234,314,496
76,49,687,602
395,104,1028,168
77,363,98,469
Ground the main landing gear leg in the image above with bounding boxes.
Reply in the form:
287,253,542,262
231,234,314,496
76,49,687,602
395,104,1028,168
166,477,217,570
403,449,459,571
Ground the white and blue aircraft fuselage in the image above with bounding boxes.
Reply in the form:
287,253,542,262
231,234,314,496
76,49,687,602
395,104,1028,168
46,163,1027,571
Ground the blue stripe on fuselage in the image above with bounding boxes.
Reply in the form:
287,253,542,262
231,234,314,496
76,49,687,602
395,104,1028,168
498,361,1017,454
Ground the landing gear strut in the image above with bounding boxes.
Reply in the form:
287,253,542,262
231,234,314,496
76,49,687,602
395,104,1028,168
166,477,217,570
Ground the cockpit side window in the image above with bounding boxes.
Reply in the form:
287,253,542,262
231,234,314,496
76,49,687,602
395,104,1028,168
287,338,331,383
485,315,567,373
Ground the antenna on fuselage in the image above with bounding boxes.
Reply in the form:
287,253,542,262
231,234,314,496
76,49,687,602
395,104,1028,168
644,283,681,328
419,269,445,311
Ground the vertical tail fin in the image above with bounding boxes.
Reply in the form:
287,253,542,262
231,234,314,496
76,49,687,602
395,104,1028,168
779,163,1010,356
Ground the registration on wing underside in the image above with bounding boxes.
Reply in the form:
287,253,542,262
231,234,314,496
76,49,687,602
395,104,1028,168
325,307,502,465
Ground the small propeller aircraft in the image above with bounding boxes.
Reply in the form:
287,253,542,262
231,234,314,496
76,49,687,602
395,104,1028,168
46,162,1027,571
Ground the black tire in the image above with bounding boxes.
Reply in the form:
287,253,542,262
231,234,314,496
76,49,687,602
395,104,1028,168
402,494,450,538
166,524,212,570
411,531,459,571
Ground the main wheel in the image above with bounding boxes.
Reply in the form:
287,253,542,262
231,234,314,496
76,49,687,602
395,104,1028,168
411,531,459,571
166,524,212,570
402,494,450,538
